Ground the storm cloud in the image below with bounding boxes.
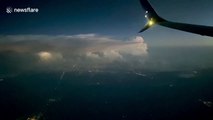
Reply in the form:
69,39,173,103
0,34,148,73
0,34,213,74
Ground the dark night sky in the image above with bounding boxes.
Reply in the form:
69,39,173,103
0,0,213,42
1,0,143,36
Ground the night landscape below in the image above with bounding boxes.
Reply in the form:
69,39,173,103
1,69,213,120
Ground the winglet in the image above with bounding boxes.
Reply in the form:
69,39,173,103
139,0,165,33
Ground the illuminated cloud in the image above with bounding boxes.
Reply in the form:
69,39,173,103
37,51,63,62
1,34,213,73
84,36,147,62
38,51,52,61
0,34,148,72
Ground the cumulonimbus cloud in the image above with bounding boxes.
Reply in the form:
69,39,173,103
1,34,213,73
0,34,148,72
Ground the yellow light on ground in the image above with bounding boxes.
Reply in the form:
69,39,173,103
38,51,52,61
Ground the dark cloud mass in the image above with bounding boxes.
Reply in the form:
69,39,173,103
0,34,213,74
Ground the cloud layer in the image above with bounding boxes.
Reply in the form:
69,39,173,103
0,34,148,72
1,34,213,73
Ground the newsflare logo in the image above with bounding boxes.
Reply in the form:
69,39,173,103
6,7,13,13
6,6,39,13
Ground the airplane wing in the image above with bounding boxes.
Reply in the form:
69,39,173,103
139,0,213,37
159,21,213,37
139,23,150,33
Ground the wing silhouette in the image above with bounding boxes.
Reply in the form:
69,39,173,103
139,0,213,37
